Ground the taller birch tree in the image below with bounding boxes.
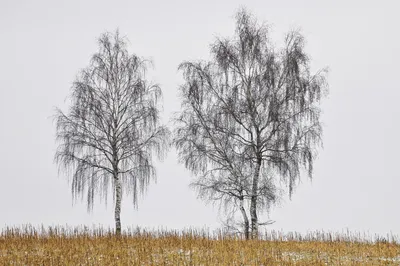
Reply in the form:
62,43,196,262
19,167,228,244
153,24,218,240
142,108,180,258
174,9,328,239
54,31,170,235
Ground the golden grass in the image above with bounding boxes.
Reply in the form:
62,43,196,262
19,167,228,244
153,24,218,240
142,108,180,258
1,225,399,265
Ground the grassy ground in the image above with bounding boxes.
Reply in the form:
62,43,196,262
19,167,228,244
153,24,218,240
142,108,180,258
1,226,399,265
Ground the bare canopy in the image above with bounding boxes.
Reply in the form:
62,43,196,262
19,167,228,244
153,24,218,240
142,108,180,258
54,31,170,235
174,9,328,239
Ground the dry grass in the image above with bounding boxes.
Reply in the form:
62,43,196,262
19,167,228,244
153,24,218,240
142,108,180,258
1,225,399,265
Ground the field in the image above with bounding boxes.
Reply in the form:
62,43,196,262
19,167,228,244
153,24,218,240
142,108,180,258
1,226,399,265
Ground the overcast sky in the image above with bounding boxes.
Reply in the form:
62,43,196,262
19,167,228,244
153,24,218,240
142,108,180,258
1,0,399,238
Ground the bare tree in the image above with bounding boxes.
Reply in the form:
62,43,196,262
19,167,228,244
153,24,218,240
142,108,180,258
54,31,170,235
174,9,328,239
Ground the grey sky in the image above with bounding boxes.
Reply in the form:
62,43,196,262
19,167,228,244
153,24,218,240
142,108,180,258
1,0,399,237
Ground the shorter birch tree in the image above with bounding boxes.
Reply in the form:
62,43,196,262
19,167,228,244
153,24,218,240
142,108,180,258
54,30,170,235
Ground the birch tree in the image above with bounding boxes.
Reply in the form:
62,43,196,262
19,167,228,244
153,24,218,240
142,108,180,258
174,9,328,239
55,31,170,235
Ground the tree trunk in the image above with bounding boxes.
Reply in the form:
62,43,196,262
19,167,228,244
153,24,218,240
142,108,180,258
114,175,122,236
250,158,262,239
239,197,250,240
